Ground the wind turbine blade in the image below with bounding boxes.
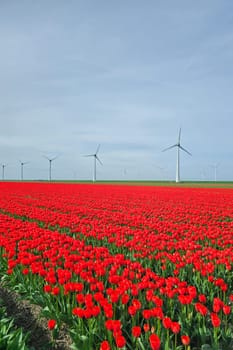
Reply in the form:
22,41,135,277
179,145,192,156
162,144,177,152
96,144,101,155
96,155,103,166
178,128,181,144
83,154,94,157
43,155,50,160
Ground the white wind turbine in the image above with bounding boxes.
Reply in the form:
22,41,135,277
155,165,166,181
162,128,192,183
43,155,59,181
84,144,103,182
19,160,30,181
200,167,207,181
1,164,7,180
210,162,220,182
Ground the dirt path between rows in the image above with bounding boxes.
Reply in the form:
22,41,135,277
0,284,72,349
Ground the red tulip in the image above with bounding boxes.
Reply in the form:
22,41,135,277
171,321,180,334
211,313,221,328
223,305,231,315
162,316,172,329
132,326,141,338
115,335,126,348
48,319,56,330
181,335,190,346
100,340,111,350
149,333,161,350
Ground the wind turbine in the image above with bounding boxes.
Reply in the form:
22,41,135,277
43,155,59,181
84,144,103,182
1,164,6,180
200,167,207,181
19,160,29,181
155,165,165,180
210,162,220,182
162,128,191,183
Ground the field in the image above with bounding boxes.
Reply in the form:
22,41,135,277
0,181,232,349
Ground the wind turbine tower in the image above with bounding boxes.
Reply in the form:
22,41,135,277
20,161,29,181
84,144,103,182
162,128,191,183
43,155,58,181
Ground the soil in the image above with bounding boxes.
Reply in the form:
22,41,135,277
0,284,72,350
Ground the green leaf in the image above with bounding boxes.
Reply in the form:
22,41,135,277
201,345,212,350
137,338,146,350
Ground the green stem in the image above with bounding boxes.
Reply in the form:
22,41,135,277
174,333,177,349
213,327,219,349
165,329,169,350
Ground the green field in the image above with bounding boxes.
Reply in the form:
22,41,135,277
40,180,233,188
2,179,233,188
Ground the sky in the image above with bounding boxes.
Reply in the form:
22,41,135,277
0,0,233,181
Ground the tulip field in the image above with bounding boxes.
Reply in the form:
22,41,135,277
0,182,232,350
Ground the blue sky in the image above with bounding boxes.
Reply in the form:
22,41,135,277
0,1,233,181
